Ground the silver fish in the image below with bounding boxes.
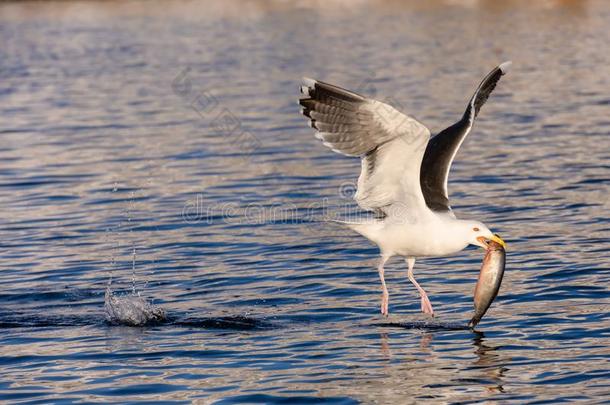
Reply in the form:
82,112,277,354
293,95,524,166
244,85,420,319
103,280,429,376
469,239,506,328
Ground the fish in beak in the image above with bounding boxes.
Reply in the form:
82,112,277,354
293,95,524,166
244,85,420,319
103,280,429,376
476,234,507,250
469,239,506,328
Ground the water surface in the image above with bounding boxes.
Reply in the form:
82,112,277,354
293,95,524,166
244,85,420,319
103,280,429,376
1,0,609,403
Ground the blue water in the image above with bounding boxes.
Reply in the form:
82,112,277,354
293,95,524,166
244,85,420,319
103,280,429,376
1,0,609,403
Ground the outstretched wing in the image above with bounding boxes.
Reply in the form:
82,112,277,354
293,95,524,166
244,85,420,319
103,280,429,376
420,61,511,213
299,78,430,217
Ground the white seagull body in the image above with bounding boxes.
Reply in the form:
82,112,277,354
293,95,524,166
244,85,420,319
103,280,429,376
299,62,510,316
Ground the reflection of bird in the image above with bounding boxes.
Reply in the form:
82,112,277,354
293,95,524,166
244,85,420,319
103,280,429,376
299,62,509,317
472,333,506,393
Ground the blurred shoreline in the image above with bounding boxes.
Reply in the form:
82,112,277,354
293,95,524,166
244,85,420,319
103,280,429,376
0,0,590,21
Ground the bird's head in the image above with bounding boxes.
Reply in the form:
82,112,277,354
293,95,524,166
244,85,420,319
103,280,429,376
463,221,507,251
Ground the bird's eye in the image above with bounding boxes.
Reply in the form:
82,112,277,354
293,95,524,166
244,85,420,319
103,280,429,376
473,227,480,232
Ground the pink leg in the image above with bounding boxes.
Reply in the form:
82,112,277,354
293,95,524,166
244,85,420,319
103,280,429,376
406,257,434,317
378,255,390,317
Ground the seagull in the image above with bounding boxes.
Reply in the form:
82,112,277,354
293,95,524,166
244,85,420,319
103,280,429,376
299,62,510,317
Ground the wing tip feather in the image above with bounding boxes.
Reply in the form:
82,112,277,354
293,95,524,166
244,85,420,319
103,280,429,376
302,77,317,87
499,61,512,75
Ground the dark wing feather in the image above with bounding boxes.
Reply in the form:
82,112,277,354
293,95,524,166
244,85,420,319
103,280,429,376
420,61,511,213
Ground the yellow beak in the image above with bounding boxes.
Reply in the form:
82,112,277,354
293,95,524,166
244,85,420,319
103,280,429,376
490,234,507,250
476,234,507,250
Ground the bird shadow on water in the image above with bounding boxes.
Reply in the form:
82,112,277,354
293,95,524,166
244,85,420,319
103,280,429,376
371,319,470,330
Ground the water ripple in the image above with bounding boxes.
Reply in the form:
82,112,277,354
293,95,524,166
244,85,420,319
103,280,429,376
0,0,609,403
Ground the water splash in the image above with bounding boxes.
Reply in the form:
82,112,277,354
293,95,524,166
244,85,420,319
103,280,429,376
102,185,166,326
104,278,166,326
131,247,137,295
